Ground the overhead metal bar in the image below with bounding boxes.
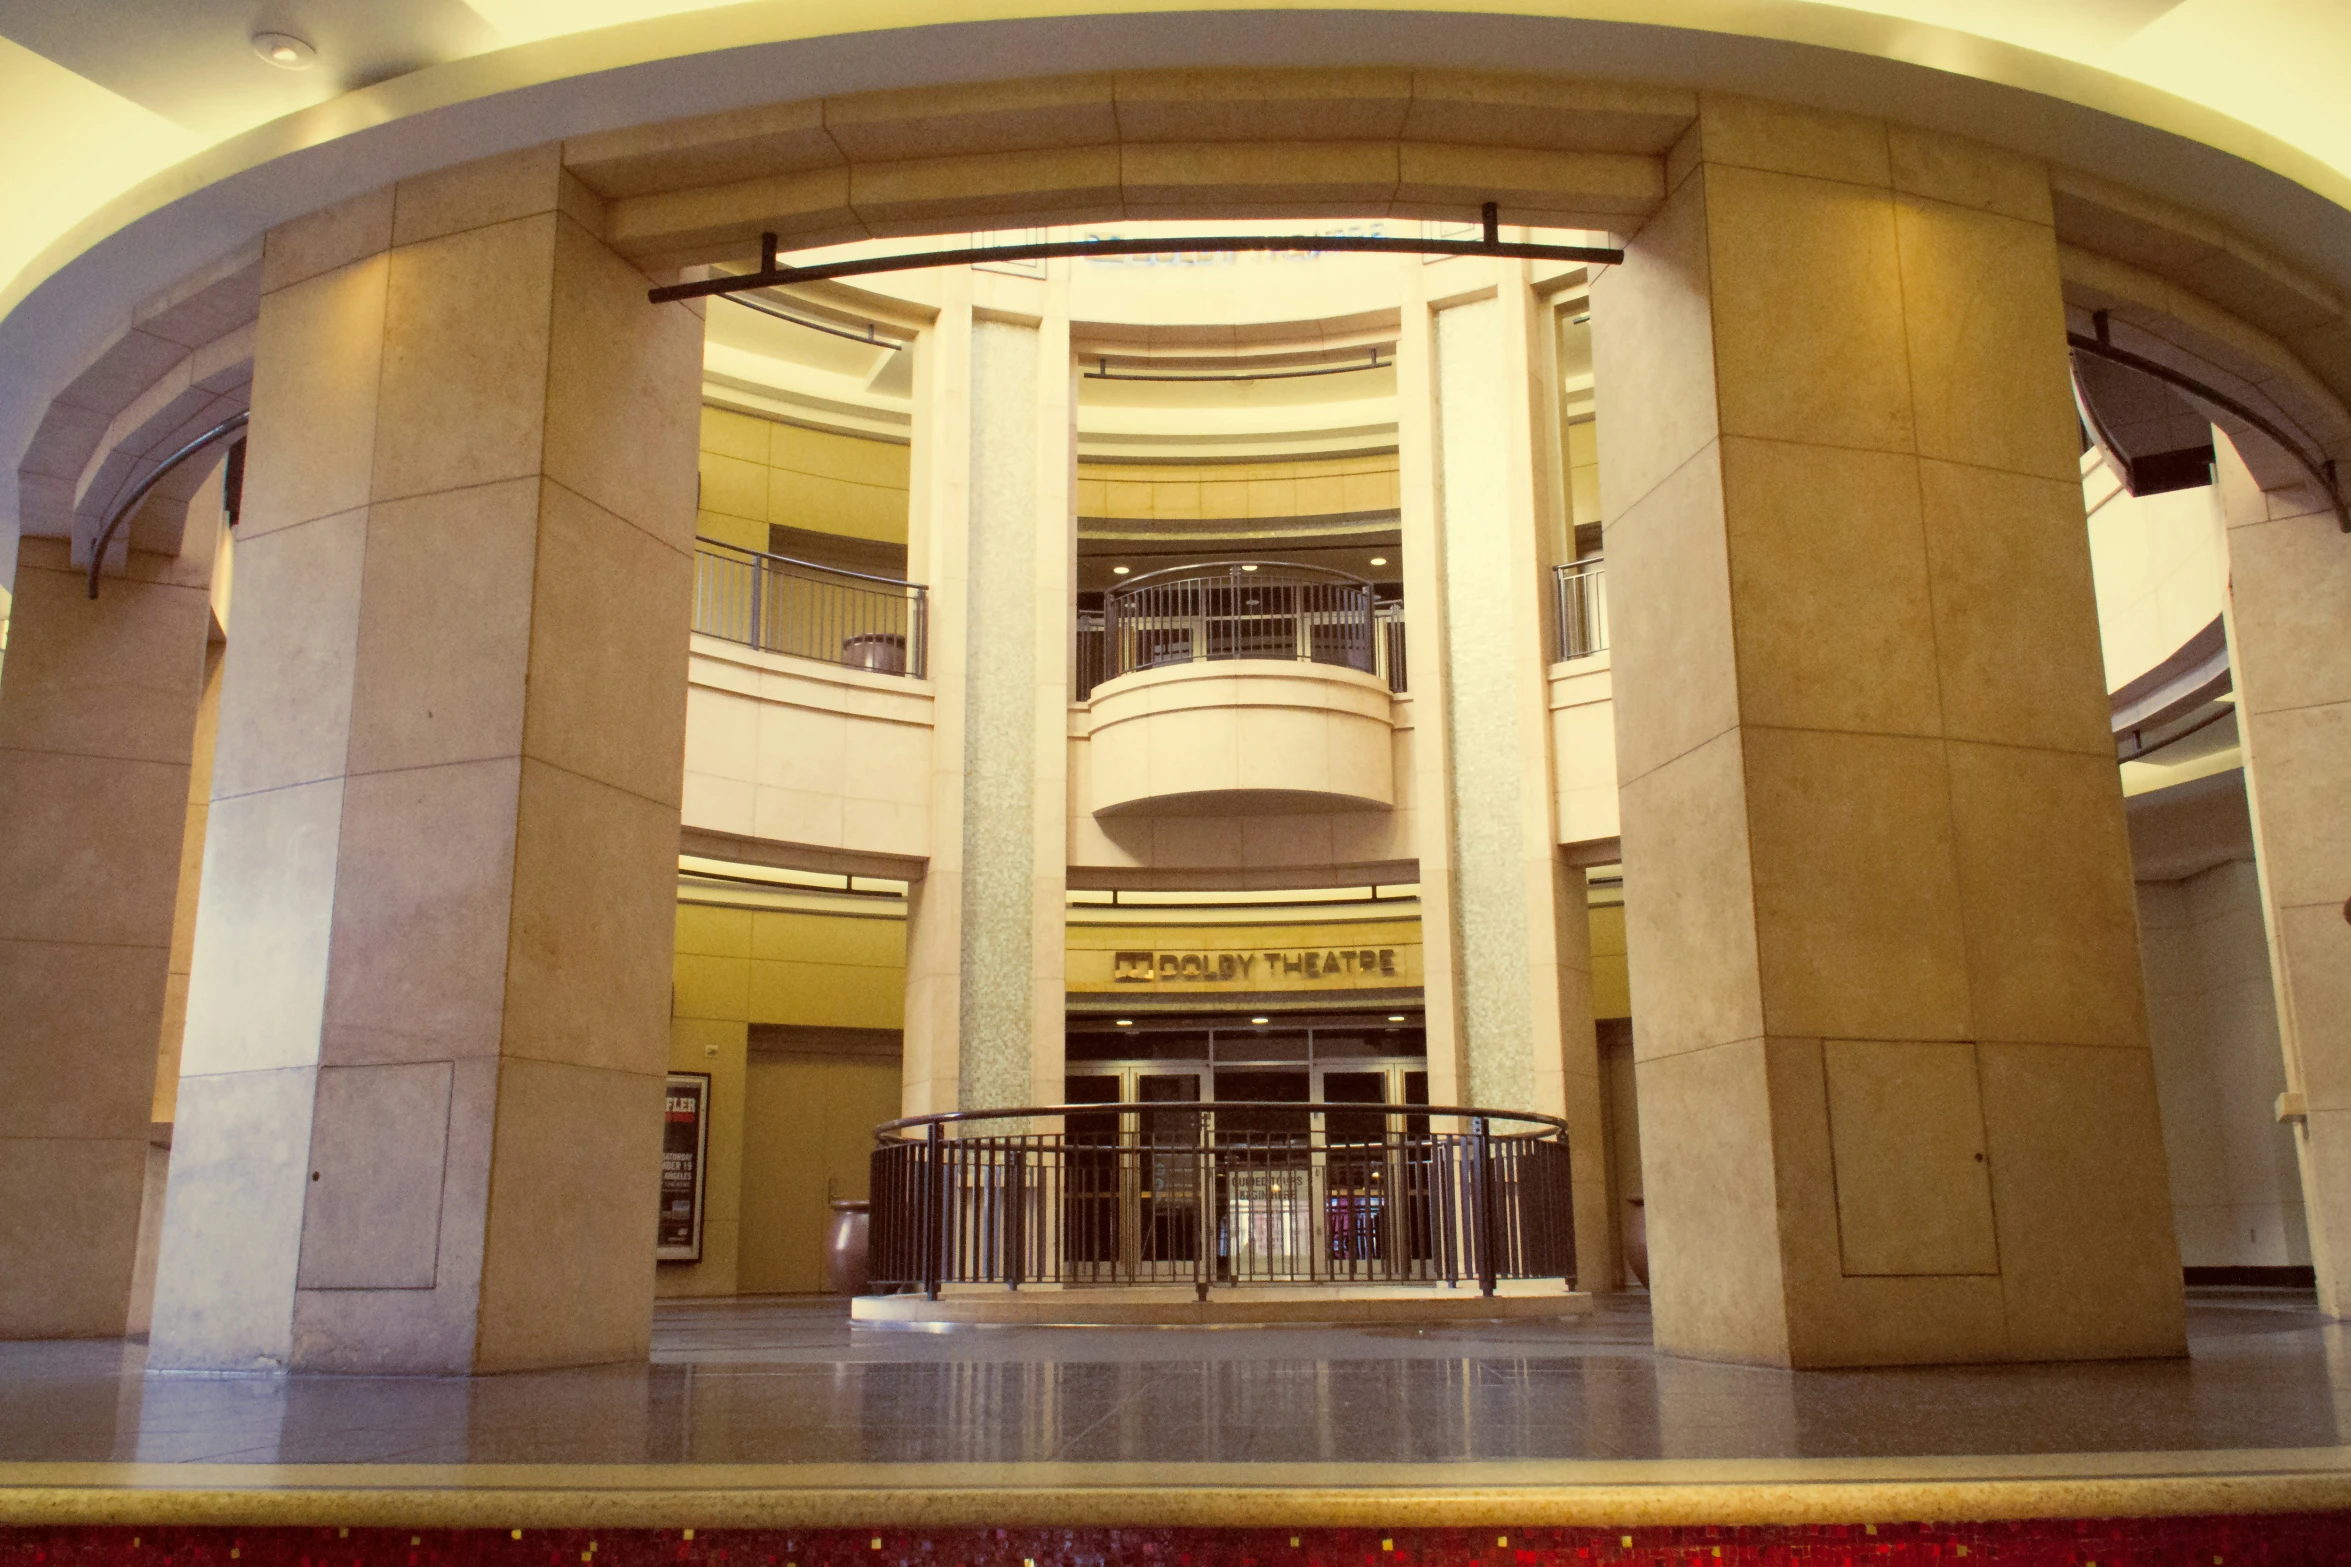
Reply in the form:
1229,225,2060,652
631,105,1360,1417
2070,311,2348,533
648,202,1622,306
722,290,909,351
85,409,249,599
1085,345,1389,383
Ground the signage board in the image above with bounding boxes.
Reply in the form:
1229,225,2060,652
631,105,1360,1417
658,1072,710,1262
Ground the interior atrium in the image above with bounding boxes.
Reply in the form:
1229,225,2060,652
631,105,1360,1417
1,1,2349,1557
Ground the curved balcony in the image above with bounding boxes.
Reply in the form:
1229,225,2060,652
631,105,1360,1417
1080,562,1402,816
1080,562,1406,698
867,1102,1574,1297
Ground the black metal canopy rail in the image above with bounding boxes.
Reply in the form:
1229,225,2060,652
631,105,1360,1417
2071,311,2348,533
646,204,1623,306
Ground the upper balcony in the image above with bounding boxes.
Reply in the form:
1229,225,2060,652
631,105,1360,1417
1077,562,1404,817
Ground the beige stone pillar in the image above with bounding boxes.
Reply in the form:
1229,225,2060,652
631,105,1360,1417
1398,256,1615,1287
1591,100,2184,1366
902,276,1073,1116
2215,434,2351,1315
0,512,218,1336
147,146,701,1373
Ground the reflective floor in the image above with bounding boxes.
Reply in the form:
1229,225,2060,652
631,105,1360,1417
5,1290,2346,1467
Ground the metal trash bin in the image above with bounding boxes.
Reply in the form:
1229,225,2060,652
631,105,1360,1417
840,632,907,673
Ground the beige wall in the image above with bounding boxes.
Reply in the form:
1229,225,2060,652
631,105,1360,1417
662,894,906,1297
739,1053,900,1295
2138,860,2308,1270
680,635,933,863
698,406,911,553
1077,455,1398,522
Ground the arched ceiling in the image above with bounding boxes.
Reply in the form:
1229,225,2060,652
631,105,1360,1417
3,1,2347,578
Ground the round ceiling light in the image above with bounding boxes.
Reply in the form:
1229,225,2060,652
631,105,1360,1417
1239,563,1259,572
1111,564,1129,575
1250,1015,1270,1025
252,31,316,68
1368,556,1388,567
1387,1014,1406,1022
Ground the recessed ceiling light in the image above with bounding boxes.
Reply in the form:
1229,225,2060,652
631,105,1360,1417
1250,1016,1270,1025
1115,1019,1133,1026
1240,563,1259,572
252,30,316,68
1369,556,1388,567
1388,1014,1406,1022
1111,565,1129,575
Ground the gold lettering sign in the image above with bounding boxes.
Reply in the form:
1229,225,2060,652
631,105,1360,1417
1111,949,1400,984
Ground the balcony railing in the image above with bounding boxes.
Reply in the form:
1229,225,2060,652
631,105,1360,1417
694,538,927,678
1553,558,1607,660
869,1101,1574,1297
1078,563,1405,698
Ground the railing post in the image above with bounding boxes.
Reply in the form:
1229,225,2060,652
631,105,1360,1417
1005,1136,1025,1292
1472,1115,1498,1298
1195,1109,1212,1302
924,1121,945,1302
749,551,768,651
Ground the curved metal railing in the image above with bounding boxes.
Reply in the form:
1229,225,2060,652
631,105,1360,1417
869,1100,1574,1299
693,537,928,677
85,411,248,599
1098,562,1380,688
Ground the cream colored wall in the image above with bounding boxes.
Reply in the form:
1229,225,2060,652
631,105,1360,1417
1068,698,1419,879
2085,457,2227,690
1548,651,1618,846
680,636,933,862
1566,418,1602,531
1084,662,1396,814
698,405,911,553
1589,899,1630,1022
661,895,907,1298
1077,455,1398,521
2139,861,2309,1270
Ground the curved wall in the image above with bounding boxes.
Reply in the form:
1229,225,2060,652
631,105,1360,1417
1084,660,1397,816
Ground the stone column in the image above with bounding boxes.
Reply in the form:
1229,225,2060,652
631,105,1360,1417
147,145,701,1374
1399,257,1616,1286
902,277,1073,1116
1591,99,2184,1366
2214,434,2351,1315
0,500,218,1337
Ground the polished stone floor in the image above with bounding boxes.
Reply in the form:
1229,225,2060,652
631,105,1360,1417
5,1290,2345,1467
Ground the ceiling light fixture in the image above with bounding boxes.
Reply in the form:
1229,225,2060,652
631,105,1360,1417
1250,1016,1270,1025
1369,556,1388,567
252,30,316,67
1115,1019,1133,1026
1111,565,1129,575
1388,1015,1406,1022
1240,563,1259,572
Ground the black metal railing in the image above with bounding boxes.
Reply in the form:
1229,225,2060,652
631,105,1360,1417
1552,559,1606,660
869,1101,1573,1298
694,538,928,678
1079,564,1404,698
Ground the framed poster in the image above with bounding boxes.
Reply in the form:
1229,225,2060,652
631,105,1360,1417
658,1072,711,1262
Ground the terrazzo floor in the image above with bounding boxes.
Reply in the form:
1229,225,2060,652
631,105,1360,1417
3,1289,2344,1467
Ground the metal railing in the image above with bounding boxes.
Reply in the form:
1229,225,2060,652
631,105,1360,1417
694,538,927,678
1552,559,1607,660
869,1101,1574,1298
1082,563,1404,698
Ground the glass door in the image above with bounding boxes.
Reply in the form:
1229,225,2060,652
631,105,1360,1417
1136,1072,1201,1278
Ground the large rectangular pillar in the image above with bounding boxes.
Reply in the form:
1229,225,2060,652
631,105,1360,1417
147,146,702,1373
2214,434,2351,1315
0,522,216,1336
902,277,1073,1115
1401,258,1616,1286
1592,100,2184,1365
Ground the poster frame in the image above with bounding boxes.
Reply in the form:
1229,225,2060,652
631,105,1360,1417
658,1071,712,1263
